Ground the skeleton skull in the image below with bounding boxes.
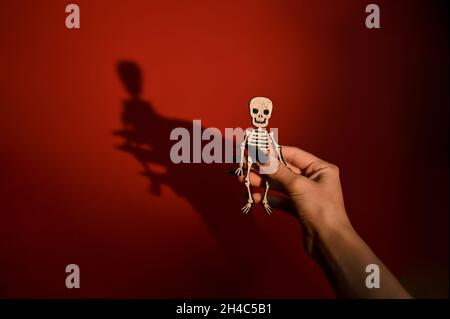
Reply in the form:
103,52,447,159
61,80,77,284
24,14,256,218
249,97,273,128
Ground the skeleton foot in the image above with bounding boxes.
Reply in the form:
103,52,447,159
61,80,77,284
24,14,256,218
241,202,253,215
263,203,273,215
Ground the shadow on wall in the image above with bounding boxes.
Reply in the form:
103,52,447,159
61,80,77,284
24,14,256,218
112,61,309,297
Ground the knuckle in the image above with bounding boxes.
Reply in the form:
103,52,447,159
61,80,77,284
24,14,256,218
328,164,340,175
290,146,302,157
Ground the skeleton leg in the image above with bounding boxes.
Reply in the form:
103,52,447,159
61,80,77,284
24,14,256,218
241,158,254,214
262,179,273,215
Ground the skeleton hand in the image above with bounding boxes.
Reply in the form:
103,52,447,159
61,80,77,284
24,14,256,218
235,164,244,176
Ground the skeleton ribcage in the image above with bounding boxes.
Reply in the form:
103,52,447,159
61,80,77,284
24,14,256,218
247,130,271,161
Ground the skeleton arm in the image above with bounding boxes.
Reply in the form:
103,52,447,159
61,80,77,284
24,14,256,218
235,130,250,176
269,132,287,166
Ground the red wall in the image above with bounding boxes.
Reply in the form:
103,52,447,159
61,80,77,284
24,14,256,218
0,0,448,298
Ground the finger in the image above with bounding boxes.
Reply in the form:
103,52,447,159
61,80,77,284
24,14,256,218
251,192,295,215
237,171,262,185
281,146,321,171
285,162,301,174
255,160,301,175
267,164,303,190
304,160,339,180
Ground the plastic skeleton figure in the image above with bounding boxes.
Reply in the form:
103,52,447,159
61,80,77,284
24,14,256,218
235,97,287,215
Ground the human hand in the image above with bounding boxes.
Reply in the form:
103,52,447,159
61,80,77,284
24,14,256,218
237,146,354,256
237,146,412,298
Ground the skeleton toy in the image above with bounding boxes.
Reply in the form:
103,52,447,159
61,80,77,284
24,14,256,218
235,97,287,215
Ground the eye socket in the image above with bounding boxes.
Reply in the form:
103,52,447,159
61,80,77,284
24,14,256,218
252,108,258,114
263,109,270,115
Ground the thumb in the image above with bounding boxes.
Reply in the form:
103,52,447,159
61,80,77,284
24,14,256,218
267,164,300,190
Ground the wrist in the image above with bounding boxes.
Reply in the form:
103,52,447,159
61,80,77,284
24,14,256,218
310,214,363,272
313,210,359,249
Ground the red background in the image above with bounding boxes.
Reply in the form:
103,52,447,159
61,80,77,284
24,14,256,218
0,0,448,298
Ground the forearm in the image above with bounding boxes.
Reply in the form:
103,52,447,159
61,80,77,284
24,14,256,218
314,217,412,299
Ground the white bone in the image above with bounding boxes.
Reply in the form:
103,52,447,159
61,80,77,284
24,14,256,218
235,97,286,215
